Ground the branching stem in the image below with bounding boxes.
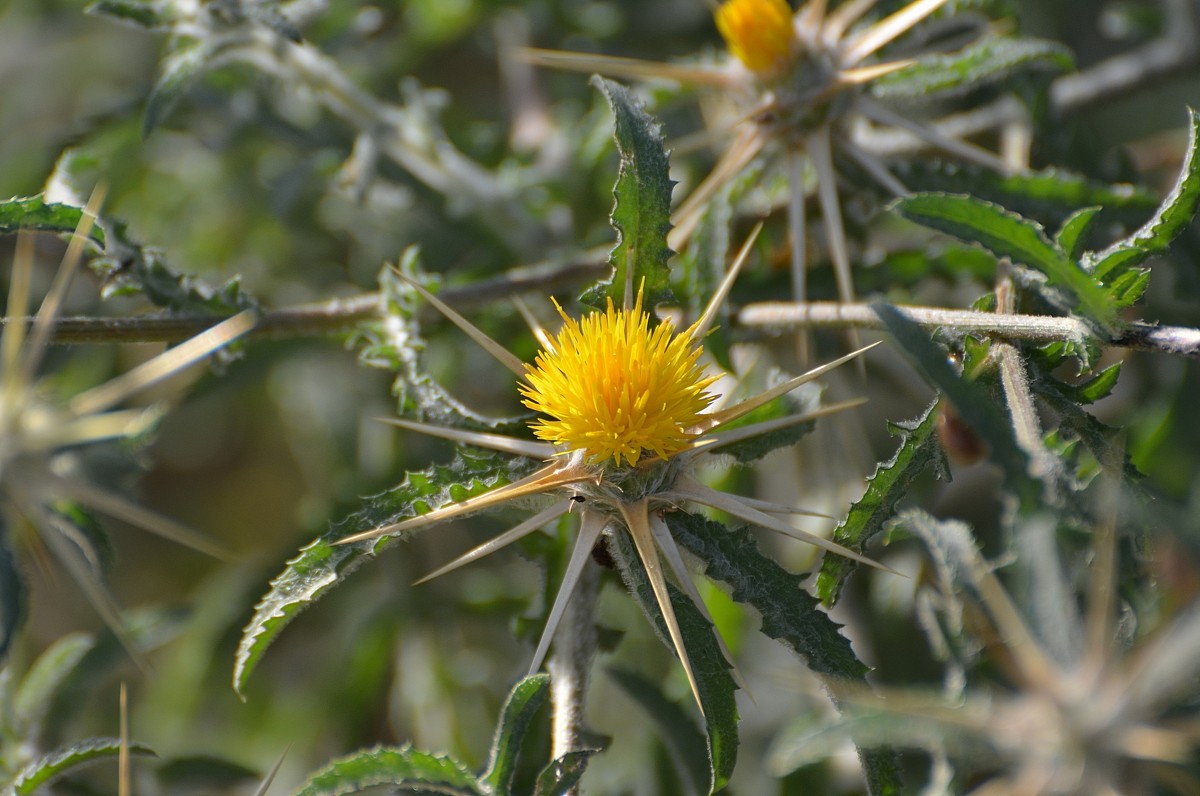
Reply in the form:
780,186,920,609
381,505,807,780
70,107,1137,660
737,301,1200,358
546,557,599,780
11,296,1200,360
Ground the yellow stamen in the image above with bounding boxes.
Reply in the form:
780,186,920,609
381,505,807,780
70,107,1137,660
520,293,717,467
715,0,797,77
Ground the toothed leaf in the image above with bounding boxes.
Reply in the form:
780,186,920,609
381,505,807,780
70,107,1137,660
91,222,258,315
607,530,738,795
532,751,595,796
0,196,105,244
1090,108,1200,271
583,78,675,313
716,380,824,464
874,303,1042,507
1056,207,1103,261
872,36,1072,101
292,745,480,796
9,739,155,796
233,449,538,696
816,399,947,606
892,193,1118,328
479,675,550,794
85,0,172,29
665,512,903,795
892,163,1158,231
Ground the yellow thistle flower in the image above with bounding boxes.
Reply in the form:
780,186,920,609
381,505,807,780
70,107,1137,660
337,233,884,711
520,293,717,467
715,0,797,77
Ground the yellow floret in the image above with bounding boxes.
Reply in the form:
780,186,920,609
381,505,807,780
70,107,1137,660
520,294,717,467
715,0,797,77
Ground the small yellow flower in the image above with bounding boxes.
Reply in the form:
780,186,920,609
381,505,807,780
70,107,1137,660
715,0,797,77
520,293,717,467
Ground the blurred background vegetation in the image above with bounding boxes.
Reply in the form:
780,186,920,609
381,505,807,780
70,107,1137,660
1,1,1199,794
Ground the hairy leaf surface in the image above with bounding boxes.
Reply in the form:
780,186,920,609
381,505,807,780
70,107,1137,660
583,78,675,312
816,399,947,606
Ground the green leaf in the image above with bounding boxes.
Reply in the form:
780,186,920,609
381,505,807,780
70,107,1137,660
1090,108,1200,271
0,527,24,662
532,751,595,796
366,260,528,430
582,77,675,313
92,222,258,315
873,303,1041,507
608,667,708,796
479,675,550,795
0,196,105,244
871,36,1072,101
891,164,1158,231
1062,363,1122,405
13,633,95,739
143,39,211,137
85,0,171,29
666,513,903,795
666,512,864,683
9,738,155,796
1028,369,1141,481
1055,207,1102,261
892,193,1117,328
816,399,947,606
233,449,538,696
292,745,480,796
607,530,738,795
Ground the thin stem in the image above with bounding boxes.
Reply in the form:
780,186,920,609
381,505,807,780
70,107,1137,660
6,252,608,345
546,554,600,774
737,301,1200,358
13,298,1200,360
993,274,1057,488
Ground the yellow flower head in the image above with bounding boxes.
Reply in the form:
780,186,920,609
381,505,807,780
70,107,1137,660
520,293,718,467
715,0,797,77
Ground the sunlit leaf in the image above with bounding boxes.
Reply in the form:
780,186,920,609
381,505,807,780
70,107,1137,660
891,193,1118,328
532,751,595,796
479,674,551,794
1089,108,1200,271
292,745,480,796
0,196,105,244
816,399,947,606
665,512,904,795
872,36,1072,101
582,78,676,312
85,0,171,29
143,39,212,137
9,739,155,796
874,303,1042,506
607,530,738,795
1056,207,1102,261
233,450,537,696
